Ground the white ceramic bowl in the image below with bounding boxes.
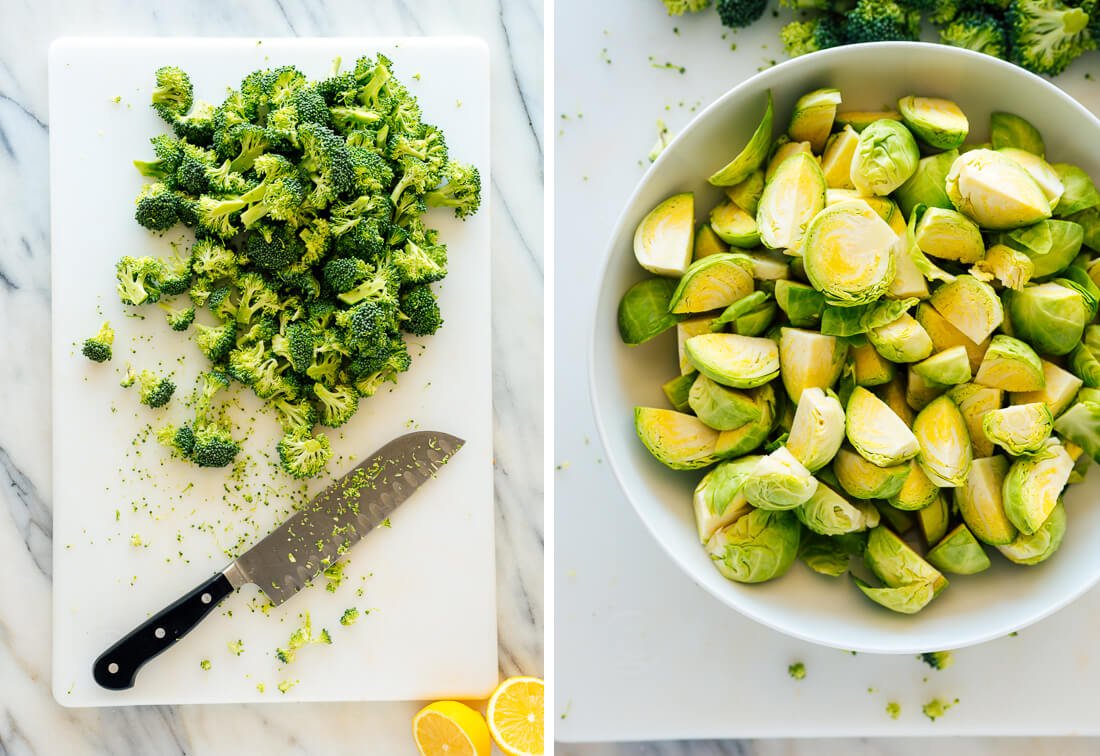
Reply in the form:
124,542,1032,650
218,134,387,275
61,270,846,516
590,42,1100,654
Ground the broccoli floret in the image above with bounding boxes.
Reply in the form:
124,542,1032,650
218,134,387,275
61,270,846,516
1007,0,1095,75
298,122,356,209
329,105,384,133
940,11,1008,56
306,350,344,385
322,257,369,293
845,0,921,43
193,370,231,423
399,285,442,336
662,0,712,12
781,17,847,56
196,195,248,239
120,362,137,388
299,218,333,265
174,144,214,196
159,302,196,331
228,339,268,385
157,423,197,458
172,100,217,145
716,0,769,28
238,154,309,228
245,223,301,271
425,162,481,219
81,321,115,362
277,429,333,479
336,299,397,352
190,238,239,282
116,255,164,306
133,134,185,181
236,314,279,347
138,370,176,408
156,246,193,296
207,284,238,322
387,125,448,173
222,123,271,174
190,423,241,467
391,238,447,285
151,66,193,123
195,321,237,362
135,182,182,231
919,651,955,670
312,382,360,427
271,396,317,432
334,258,400,307
351,339,411,397
348,145,395,195
388,158,436,211
234,272,281,325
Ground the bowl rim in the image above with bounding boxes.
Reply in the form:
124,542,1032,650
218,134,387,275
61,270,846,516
587,41,1100,653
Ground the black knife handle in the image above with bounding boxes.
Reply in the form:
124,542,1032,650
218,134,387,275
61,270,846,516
92,572,234,690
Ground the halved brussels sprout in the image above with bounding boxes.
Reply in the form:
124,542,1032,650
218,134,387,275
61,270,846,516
865,526,948,594
821,125,859,189
889,459,939,511
1054,398,1100,464
797,481,879,536
789,88,842,153
929,275,1003,345
835,110,902,132
956,455,1016,545
971,244,1034,291
850,342,896,387
915,302,989,373
774,280,824,328
677,317,718,374
915,208,985,264
947,382,1004,458
854,577,936,614
745,250,792,282
918,493,951,546
634,407,720,470
786,387,845,471
913,346,972,387
1003,442,1073,534
725,169,767,215
868,312,934,364
998,148,1063,209
898,96,969,150
982,402,1053,456
990,111,1045,156
914,395,972,487
693,455,762,542
757,152,827,251
778,327,847,403
1078,327,1100,386
1010,359,1083,417
877,374,915,426
802,200,898,306
998,501,1067,565
825,190,898,224
974,335,1044,392
800,531,866,577
1066,206,1100,250
709,201,761,248
1005,281,1091,356
889,234,931,300
710,291,776,337
706,508,801,583
709,90,774,186
685,333,780,389
846,386,920,467
926,524,991,575
945,149,1052,230
688,374,762,431
905,205,957,285
895,149,958,219
1052,163,1100,218
850,119,921,196
906,367,947,411
618,277,680,345
669,253,755,315
1065,440,1090,483
743,445,819,510
765,140,813,183
662,371,696,412
634,192,695,276
694,223,729,259
1012,220,1085,279
715,383,778,458
833,446,909,500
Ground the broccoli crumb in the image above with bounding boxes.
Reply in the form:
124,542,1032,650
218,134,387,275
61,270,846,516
323,560,347,592
648,56,686,74
130,533,144,547
922,697,958,722
228,639,244,656
200,659,211,671
275,612,330,664
340,607,360,626
380,518,392,528
920,651,954,671
600,48,612,64
787,662,806,680
277,679,298,694
648,119,671,163
256,682,265,693
886,702,901,720
112,95,122,103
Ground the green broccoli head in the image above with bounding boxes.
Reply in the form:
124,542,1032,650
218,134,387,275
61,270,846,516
117,255,165,306
781,17,847,57
277,429,333,479
298,122,356,209
940,11,1008,57
190,238,239,282
322,256,370,293
157,423,196,458
245,223,302,271
845,0,921,43
1007,0,1095,76
348,145,396,195
716,0,769,28
138,370,176,408
425,161,481,220
399,285,443,336
151,66,193,123
172,100,217,146
336,299,398,352
81,321,115,362
135,182,183,231
195,320,237,362
312,382,360,427
159,302,196,331
190,423,241,468
133,134,185,181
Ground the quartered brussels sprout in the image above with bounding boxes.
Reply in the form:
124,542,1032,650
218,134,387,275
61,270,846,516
1067,206,1100,250
821,125,859,189
898,96,969,150
904,205,957,285
766,140,813,183
725,169,766,216
1065,440,1091,483
715,383,777,459
685,333,780,389
618,277,680,345
743,445,819,510
845,386,919,467
710,291,777,337
786,387,845,471
803,200,897,305
757,152,827,251
669,253,755,314
820,297,917,339
918,493,951,546
906,367,947,411
868,312,934,364
849,342,895,387
709,202,761,248
1003,442,1074,535
693,455,761,542
634,407,720,470
889,459,939,512
1010,359,1083,418
634,192,695,276
930,275,1003,345
877,374,915,426
1054,399,1100,464
945,149,1052,230
774,280,825,328
833,446,909,500
896,149,958,219
948,382,1004,458
694,223,729,259
788,88,842,153
971,244,1034,291
926,524,991,575
982,402,1053,456
995,219,1083,279
990,111,1045,156
835,110,902,132
974,335,1044,392
825,190,898,223
998,148,1063,209
797,481,879,536
865,526,948,593
913,346,972,387
1005,281,1091,356
1052,163,1100,218
873,500,916,534
677,317,718,374
799,531,866,577
706,508,801,583
889,234,931,300
854,577,937,614
850,119,921,197
914,208,985,264
688,374,763,431
914,395,972,487
956,455,1016,545
998,501,1067,565
745,250,792,282
710,91,774,187
662,371,696,412
778,327,847,403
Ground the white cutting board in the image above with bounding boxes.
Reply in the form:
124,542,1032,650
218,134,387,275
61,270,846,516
49,37,495,706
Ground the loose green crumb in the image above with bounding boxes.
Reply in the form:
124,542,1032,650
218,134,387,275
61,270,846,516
919,651,954,671
886,702,901,720
200,659,211,671
648,119,671,163
323,561,346,592
112,95,122,103
277,679,298,694
228,639,244,656
600,48,612,64
256,682,265,693
922,698,958,722
788,662,806,680
648,56,686,74
115,509,120,521
275,612,330,664
1009,631,1019,637
380,518,392,528
340,608,360,626
130,533,144,547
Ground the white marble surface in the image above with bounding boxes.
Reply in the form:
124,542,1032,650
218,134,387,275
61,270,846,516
0,0,542,753
554,0,1100,752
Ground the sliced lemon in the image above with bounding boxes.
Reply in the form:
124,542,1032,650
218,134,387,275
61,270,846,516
487,676,545,756
412,700,491,756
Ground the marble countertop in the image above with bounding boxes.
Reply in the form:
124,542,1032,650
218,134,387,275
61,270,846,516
0,0,542,753
553,0,1100,753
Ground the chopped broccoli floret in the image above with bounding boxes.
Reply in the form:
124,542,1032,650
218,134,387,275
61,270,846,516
663,0,712,12
172,100,217,145
277,428,333,479
940,11,1008,56
133,134,185,181
716,0,769,28
781,17,847,57
425,162,481,219
339,608,360,626
116,255,164,306
81,321,115,362
399,285,442,336
195,321,237,362
159,302,196,331
189,423,241,467
845,0,921,43
312,382,360,427
151,66,193,123
134,182,182,231
1007,0,1095,76
245,223,301,271
157,423,196,458
919,651,955,670
137,370,176,408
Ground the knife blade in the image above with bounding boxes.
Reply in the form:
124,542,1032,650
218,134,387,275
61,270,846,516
92,430,464,691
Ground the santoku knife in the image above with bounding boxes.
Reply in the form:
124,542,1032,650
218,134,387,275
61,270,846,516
93,430,464,690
